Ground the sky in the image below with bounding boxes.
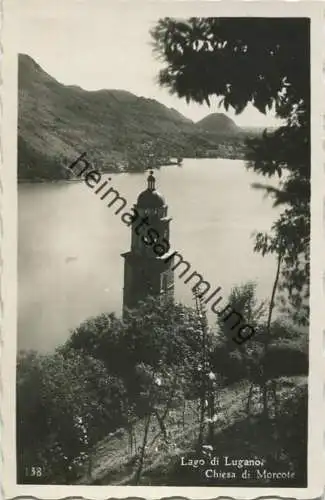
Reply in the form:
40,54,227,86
15,0,281,127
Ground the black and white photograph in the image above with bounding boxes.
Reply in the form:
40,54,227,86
1,0,324,497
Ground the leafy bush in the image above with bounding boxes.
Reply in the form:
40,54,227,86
276,383,308,483
66,297,207,380
17,349,126,483
17,294,308,484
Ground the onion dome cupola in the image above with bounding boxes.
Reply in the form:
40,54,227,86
136,171,167,216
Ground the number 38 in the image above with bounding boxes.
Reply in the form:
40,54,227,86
25,466,43,477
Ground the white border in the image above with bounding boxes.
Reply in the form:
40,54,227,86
2,1,324,499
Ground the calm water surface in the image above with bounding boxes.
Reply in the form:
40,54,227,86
18,159,280,352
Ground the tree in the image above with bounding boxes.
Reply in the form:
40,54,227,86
151,18,310,324
65,297,214,479
130,362,182,484
213,281,308,419
67,297,205,378
213,282,267,393
17,349,126,483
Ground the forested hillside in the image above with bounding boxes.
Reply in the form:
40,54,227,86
18,54,254,181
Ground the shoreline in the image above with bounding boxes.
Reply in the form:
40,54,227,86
18,155,248,184
18,178,83,184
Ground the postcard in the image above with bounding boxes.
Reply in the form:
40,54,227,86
1,1,324,499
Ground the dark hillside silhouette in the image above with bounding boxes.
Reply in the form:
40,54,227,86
18,54,256,180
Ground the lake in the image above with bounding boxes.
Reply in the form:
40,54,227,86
18,159,281,352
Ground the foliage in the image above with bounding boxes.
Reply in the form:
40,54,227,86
17,349,126,483
17,293,309,485
151,18,308,109
67,297,207,382
132,379,308,487
64,312,125,375
16,297,213,483
69,296,220,482
151,17,310,324
276,383,308,481
216,282,267,350
212,283,308,383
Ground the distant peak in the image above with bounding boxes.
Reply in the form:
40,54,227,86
195,112,240,134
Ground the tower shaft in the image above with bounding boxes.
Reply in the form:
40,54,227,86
121,171,174,313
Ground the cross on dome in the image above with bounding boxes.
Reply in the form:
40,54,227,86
147,170,155,191
136,169,165,209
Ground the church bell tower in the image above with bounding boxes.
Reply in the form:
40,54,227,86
121,170,174,313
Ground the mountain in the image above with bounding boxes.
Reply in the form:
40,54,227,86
18,54,250,180
195,113,242,136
